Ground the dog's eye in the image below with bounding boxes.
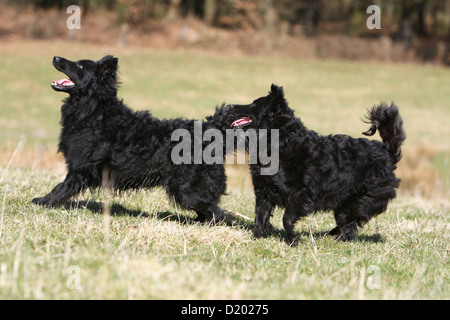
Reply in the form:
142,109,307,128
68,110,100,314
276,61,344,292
77,64,83,69
251,103,256,107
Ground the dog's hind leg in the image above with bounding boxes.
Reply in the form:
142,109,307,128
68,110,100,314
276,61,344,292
282,191,313,246
210,206,225,224
32,172,87,208
332,198,367,241
253,197,274,238
332,190,393,241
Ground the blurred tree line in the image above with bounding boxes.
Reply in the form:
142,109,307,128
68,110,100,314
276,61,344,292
6,0,450,38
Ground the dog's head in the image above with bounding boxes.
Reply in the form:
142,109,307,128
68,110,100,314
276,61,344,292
51,55,119,96
227,84,291,129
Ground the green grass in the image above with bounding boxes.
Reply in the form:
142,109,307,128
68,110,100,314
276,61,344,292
0,167,448,299
0,39,449,299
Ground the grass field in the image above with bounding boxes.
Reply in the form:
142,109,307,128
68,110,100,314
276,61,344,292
0,39,448,299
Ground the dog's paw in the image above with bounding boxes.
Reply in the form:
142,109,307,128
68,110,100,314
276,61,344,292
253,222,274,239
32,197,47,206
335,233,355,242
197,213,225,226
194,215,206,223
329,226,356,241
253,228,264,238
208,214,226,226
288,236,299,247
328,226,339,236
32,197,59,208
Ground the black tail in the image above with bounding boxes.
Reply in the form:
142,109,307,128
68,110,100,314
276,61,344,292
362,102,406,164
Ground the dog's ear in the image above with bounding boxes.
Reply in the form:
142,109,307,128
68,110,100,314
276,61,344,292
270,84,284,99
268,83,292,116
96,55,120,97
98,55,118,76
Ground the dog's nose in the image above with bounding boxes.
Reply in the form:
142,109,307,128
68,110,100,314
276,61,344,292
53,56,62,65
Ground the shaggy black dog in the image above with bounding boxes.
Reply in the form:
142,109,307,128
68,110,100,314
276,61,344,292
227,84,406,245
32,55,233,224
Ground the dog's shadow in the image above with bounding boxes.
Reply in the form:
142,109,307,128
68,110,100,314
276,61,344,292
66,200,147,217
296,230,384,244
65,200,255,228
65,201,384,244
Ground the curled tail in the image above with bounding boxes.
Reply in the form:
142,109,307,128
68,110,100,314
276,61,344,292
362,102,406,164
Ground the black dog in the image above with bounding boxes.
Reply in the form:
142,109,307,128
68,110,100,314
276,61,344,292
228,84,406,245
32,55,232,224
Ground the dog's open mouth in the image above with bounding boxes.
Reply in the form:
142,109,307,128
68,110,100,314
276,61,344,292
230,118,252,129
52,78,75,90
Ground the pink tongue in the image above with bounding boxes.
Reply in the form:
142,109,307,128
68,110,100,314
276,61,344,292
52,79,72,85
230,118,252,128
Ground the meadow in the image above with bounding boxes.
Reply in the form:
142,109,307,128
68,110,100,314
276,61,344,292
0,39,448,299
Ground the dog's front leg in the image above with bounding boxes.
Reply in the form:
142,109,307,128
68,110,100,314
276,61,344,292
253,196,274,238
32,172,87,208
283,191,313,246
